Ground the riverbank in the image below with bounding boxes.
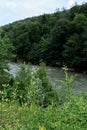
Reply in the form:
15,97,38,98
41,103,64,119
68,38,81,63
10,60,87,74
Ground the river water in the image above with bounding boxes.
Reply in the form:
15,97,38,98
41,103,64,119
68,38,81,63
9,63,87,94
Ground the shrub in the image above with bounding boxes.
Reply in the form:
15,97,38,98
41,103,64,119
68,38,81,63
9,62,58,106
56,66,77,105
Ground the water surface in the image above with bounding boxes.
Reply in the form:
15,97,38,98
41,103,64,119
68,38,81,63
9,63,87,94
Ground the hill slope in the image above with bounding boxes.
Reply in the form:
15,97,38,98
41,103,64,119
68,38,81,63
2,3,87,70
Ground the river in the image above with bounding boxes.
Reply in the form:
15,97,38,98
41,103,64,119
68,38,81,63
9,63,87,94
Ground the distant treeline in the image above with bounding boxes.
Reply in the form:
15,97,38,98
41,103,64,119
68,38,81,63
2,3,87,70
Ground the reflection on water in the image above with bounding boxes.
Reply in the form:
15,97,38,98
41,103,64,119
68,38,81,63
9,63,87,94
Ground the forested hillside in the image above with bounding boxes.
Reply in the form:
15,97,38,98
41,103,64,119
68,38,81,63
2,3,87,70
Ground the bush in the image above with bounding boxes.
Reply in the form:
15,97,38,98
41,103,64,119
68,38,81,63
6,62,58,106
56,67,77,105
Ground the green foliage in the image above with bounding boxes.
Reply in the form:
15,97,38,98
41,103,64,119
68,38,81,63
63,14,87,69
70,3,87,19
35,62,58,106
56,67,77,104
47,18,71,66
2,2,87,70
0,64,87,129
5,62,57,106
11,63,40,105
0,92,87,129
0,28,15,90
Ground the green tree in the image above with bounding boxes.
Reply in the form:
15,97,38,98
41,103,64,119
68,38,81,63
35,62,58,107
69,4,80,20
0,28,14,90
63,14,87,69
28,21,42,43
47,18,71,66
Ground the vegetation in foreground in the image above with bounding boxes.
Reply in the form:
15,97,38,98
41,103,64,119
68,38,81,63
0,94,87,130
0,63,87,130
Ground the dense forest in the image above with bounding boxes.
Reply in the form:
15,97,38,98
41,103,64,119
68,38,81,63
2,2,87,71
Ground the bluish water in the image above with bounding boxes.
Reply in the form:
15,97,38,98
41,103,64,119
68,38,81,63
9,63,87,94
